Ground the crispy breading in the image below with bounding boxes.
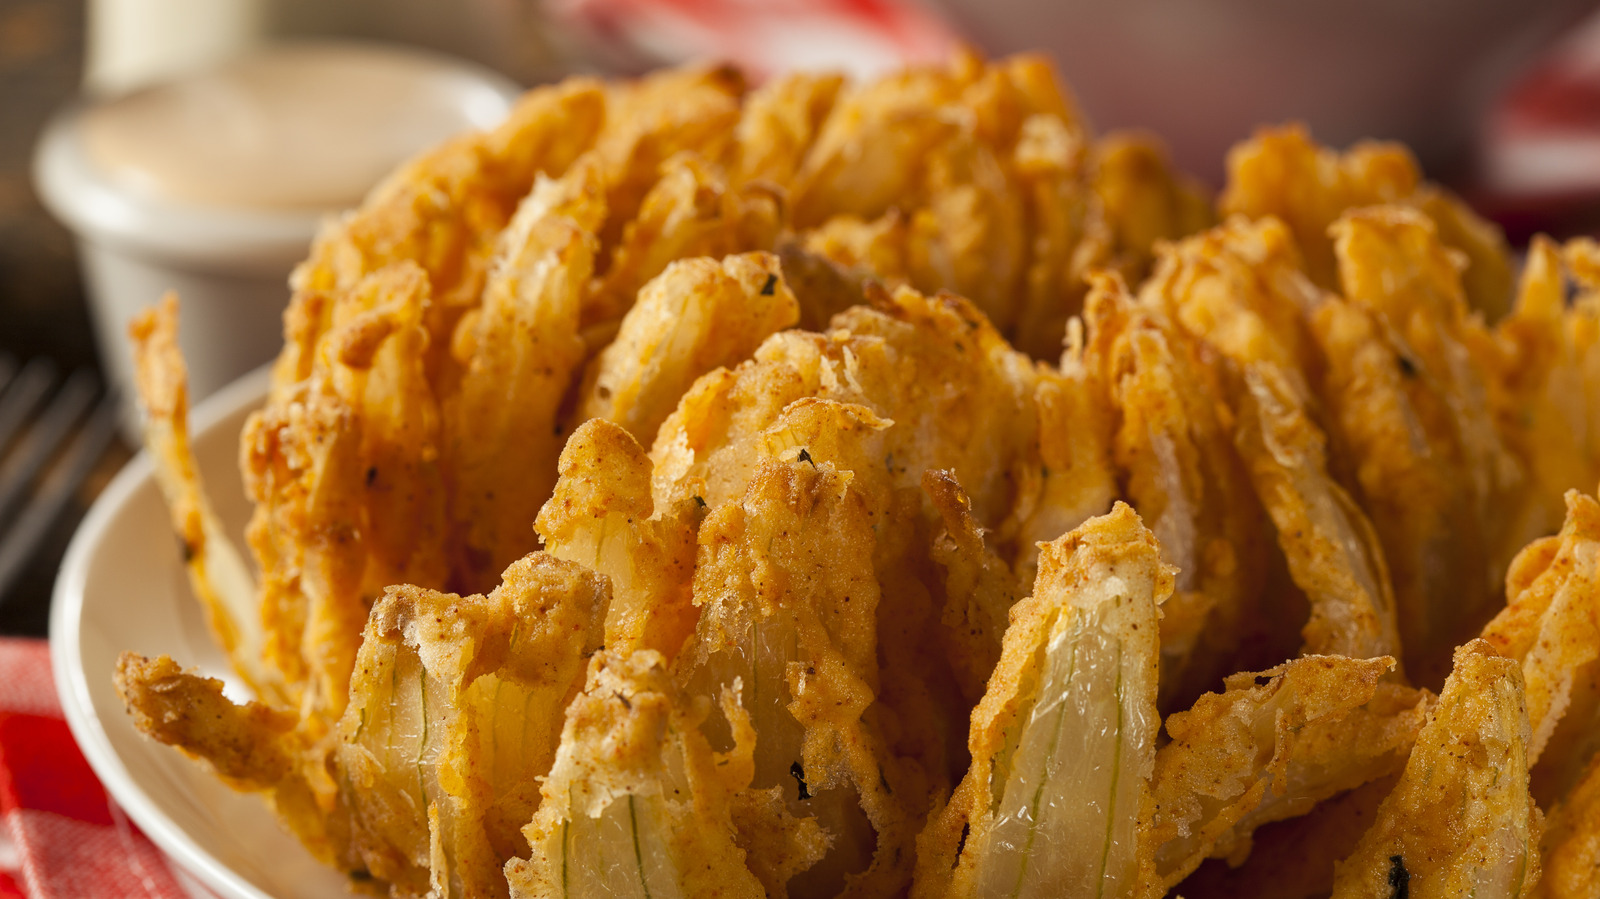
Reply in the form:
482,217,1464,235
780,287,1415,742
278,78,607,401
751,398,974,798
1230,360,1401,663
129,296,275,699
1220,124,1516,321
801,155,1030,340
1321,205,1522,684
832,288,1049,538
1137,214,1417,672
802,212,912,293
120,553,608,898
1486,237,1600,557
957,53,1087,154
790,59,973,228
1145,656,1428,889
536,419,701,660
999,73,1211,360
648,287,1090,796
243,262,452,723
1092,131,1214,280
723,706,834,899
1138,214,1323,396
1481,237,1577,550
1008,110,1099,359
758,398,985,791
337,263,452,707
1135,213,1356,671
576,252,800,445
1220,125,1417,291
114,653,362,872
1080,273,1269,707
678,459,925,899
1481,490,1600,766
732,71,845,187
790,53,1141,346
334,264,451,594
1019,344,1118,587
911,502,1170,899
901,130,1027,333
1332,207,1516,506
590,64,746,256
508,650,766,899
1533,753,1600,899
1174,775,1401,899
337,553,609,898
1412,185,1516,322
1316,296,1464,657
583,152,785,335
649,286,1043,538
447,151,608,359
922,469,1023,703
773,239,871,332
123,53,1600,899
1531,664,1600,813
443,162,599,588
240,372,360,713
1330,640,1542,899
115,652,296,788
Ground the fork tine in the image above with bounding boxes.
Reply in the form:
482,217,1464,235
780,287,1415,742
0,357,57,458
0,369,96,531
0,387,119,605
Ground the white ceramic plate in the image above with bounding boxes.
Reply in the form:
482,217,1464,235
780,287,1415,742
50,366,349,899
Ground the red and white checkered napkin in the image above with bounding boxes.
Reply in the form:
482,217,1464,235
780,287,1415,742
1480,10,1600,216
0,637,189,899
547,0,963,80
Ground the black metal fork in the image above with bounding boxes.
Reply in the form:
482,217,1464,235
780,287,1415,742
0,354,119,604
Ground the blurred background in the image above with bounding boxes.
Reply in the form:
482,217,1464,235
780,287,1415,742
3,0,1600,634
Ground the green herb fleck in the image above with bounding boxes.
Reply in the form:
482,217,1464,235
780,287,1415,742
1388,855,1409,899
630,795,654,899
790,761,811,800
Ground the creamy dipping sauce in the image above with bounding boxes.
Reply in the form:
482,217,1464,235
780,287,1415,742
80,42,515,211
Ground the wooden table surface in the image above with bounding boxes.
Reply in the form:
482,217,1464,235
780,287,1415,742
0,0,133,637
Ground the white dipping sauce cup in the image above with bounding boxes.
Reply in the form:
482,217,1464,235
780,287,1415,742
34,41,521,437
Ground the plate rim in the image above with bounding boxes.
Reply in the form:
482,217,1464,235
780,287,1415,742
50,364,276,899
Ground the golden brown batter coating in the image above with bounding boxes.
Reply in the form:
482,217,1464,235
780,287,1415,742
912,502,1170,899
1330,640,1541,899
120,54,1600,899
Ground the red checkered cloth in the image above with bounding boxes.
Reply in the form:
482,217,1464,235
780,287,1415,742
0,637,189,899
547,0,962,80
